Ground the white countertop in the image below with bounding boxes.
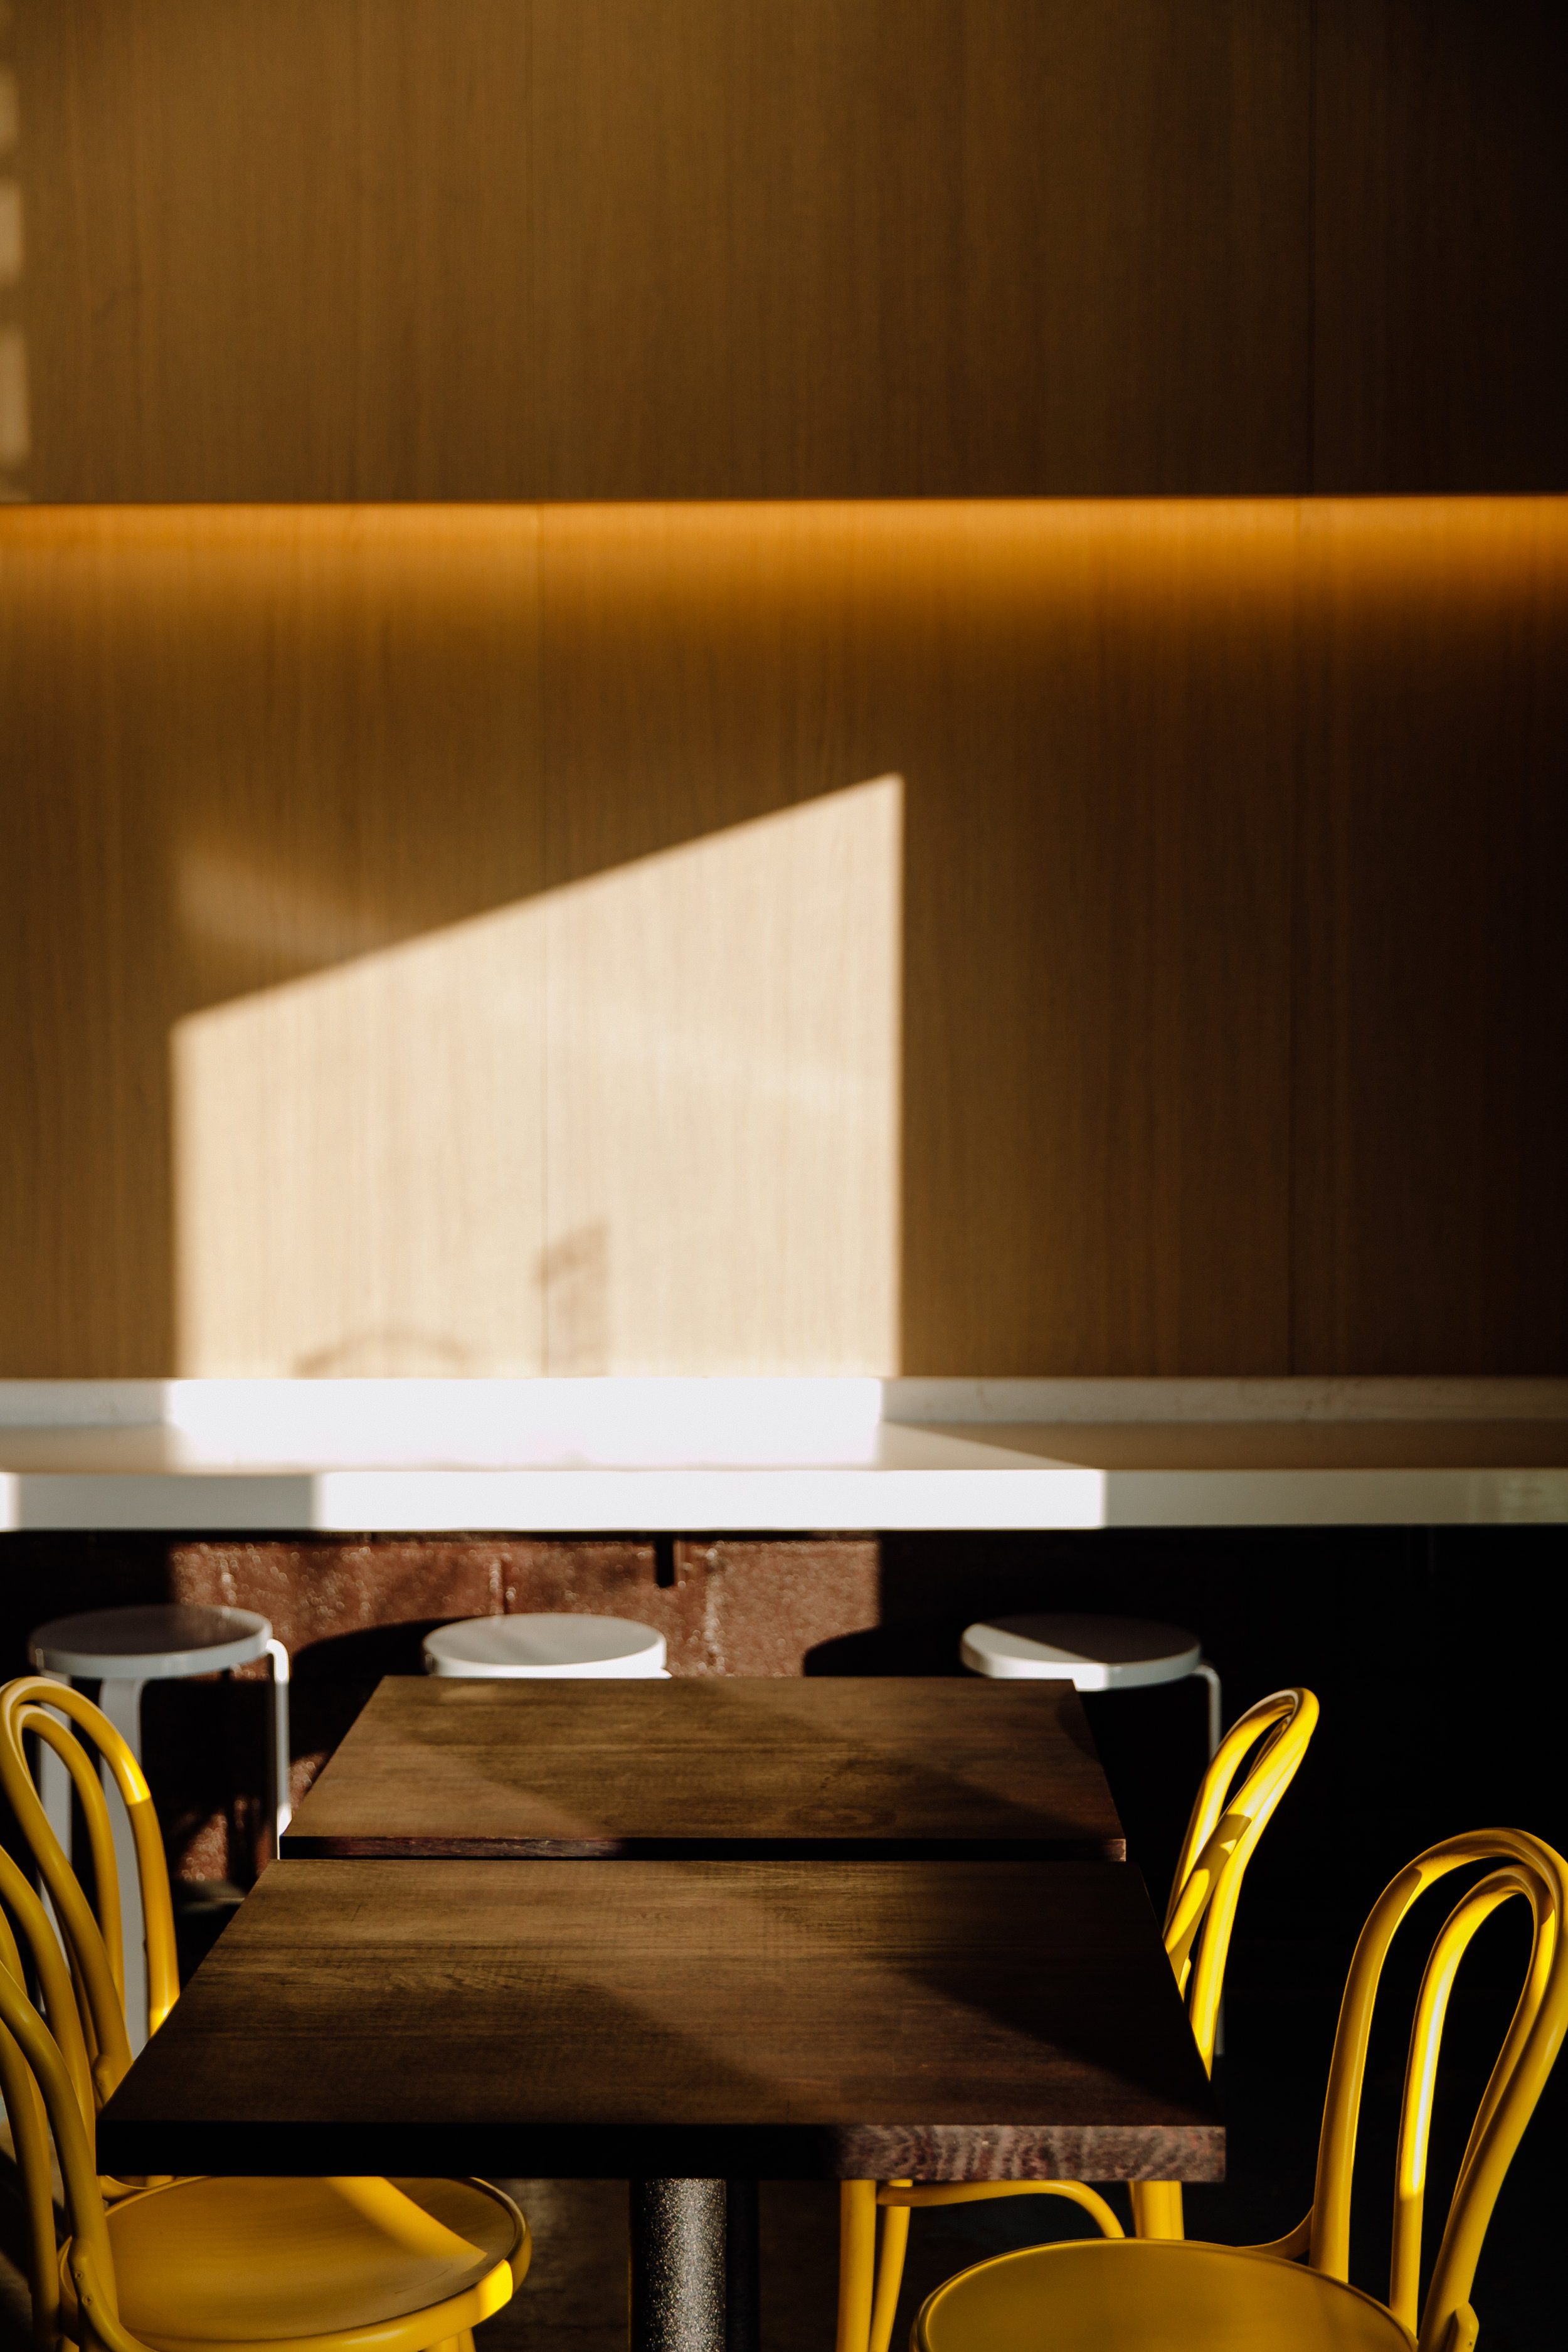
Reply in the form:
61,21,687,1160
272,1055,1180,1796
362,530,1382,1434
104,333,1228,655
3,1379,1565,1530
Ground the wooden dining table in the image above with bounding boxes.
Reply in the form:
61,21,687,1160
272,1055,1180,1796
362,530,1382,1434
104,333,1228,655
100,1677,1220,2352
279,1675,1128,1859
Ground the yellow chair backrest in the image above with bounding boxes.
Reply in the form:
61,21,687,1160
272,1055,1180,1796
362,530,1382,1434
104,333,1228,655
0,1838,119,2349
0,1676,181,2076
1309,1827,1567,2352
1161,1683,1320,2075
1127,1686,1318,2241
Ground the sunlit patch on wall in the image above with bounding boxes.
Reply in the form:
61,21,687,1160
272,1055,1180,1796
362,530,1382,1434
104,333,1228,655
171,774,902,1378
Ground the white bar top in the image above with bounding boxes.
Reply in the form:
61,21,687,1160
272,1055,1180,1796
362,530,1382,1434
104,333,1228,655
1,1379,1565,1530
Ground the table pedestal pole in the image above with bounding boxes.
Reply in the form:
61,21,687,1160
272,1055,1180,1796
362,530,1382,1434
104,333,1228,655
630,2180,758,2352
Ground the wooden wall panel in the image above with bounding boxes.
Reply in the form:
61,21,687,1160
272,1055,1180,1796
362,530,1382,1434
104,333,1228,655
0,507,544,1375
9,0,1310,501
883,506,1298,1372
526,0,1310,497
536,502,1298,1375
14,0,539,501
1291,502,1568,1370
3,501,1565,1377
1312,1,1568,494
540,782,903,1375
0,13,21,501
11,3,1568,499
172,899,549,1379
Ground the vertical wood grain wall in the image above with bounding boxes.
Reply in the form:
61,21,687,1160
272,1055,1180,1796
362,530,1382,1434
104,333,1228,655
3,501,1564,1377
1,3,1564,1373
4,0,1564,501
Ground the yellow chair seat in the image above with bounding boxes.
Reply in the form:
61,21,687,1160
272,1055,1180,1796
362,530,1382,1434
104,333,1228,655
63,2176,527,2352
916,2238,1416,2352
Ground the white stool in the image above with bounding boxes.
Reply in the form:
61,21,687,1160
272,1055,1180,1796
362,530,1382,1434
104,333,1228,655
423,1613,670,1679
26,1602,292,2052
960,1613,1222,1754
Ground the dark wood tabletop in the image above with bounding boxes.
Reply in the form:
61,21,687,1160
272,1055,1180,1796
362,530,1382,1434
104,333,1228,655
98,1856,1219,2183
280,1675,1125,1860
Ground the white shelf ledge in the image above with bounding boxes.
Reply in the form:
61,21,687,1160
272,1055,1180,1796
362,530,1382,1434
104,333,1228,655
1,1379,1564,1530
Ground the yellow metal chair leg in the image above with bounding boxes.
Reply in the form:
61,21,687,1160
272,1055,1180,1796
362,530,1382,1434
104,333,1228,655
868,2182,911,2352
1129,2181,1184,2239
837,2183,877,2352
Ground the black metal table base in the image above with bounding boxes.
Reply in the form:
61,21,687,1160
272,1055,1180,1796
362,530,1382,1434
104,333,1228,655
630,2180,760,2352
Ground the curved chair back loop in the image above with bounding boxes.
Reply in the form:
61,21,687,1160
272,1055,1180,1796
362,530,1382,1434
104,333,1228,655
1308,1828,1568,2352
16,1708,125,2010
0,1954,124,2337
1162,1686,1319,2073
0,1677,179,2067
0,1842,102,2125
0,2009,60,2351
1,1884,74,2352
22,1709,132,2085
0,1851,127,2348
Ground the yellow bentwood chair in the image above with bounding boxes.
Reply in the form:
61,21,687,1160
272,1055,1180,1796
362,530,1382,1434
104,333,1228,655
837,1685,1320,2352
0,1677,181,2097
0,1833,529,2352
908,1827,1568,2352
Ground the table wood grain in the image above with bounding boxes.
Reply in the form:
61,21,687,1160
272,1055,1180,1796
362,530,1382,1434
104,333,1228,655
97,1858,1220,2183
280,1677,1126,1861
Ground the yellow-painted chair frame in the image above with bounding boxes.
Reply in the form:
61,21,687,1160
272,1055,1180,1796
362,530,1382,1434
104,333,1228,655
908,1827,1568,2352
837,1684,1320,2352
0,1676,180,2086
0,1845,528,2352
0,1834,115,2333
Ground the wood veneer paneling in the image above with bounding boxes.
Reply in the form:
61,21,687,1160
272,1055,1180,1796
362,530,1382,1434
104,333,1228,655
0,506,544,1375
10,0,1310,501
1291,502,1568,1370
887,504,1300,1374
3,501,1565,1377
11,3,1567,499
1312,1,1568,494
13,1,539,501
525,0,1310,498
536,502,1298,1375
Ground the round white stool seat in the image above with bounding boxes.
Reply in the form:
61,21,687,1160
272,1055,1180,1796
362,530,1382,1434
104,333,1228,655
423,1612,669,1680
960,1613,1200,1688
29,1602,275,1682
960,1611,1221,1756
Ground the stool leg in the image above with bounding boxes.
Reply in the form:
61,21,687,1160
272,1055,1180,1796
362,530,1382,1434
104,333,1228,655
265,1639,292,1852
96,1677,149,2056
